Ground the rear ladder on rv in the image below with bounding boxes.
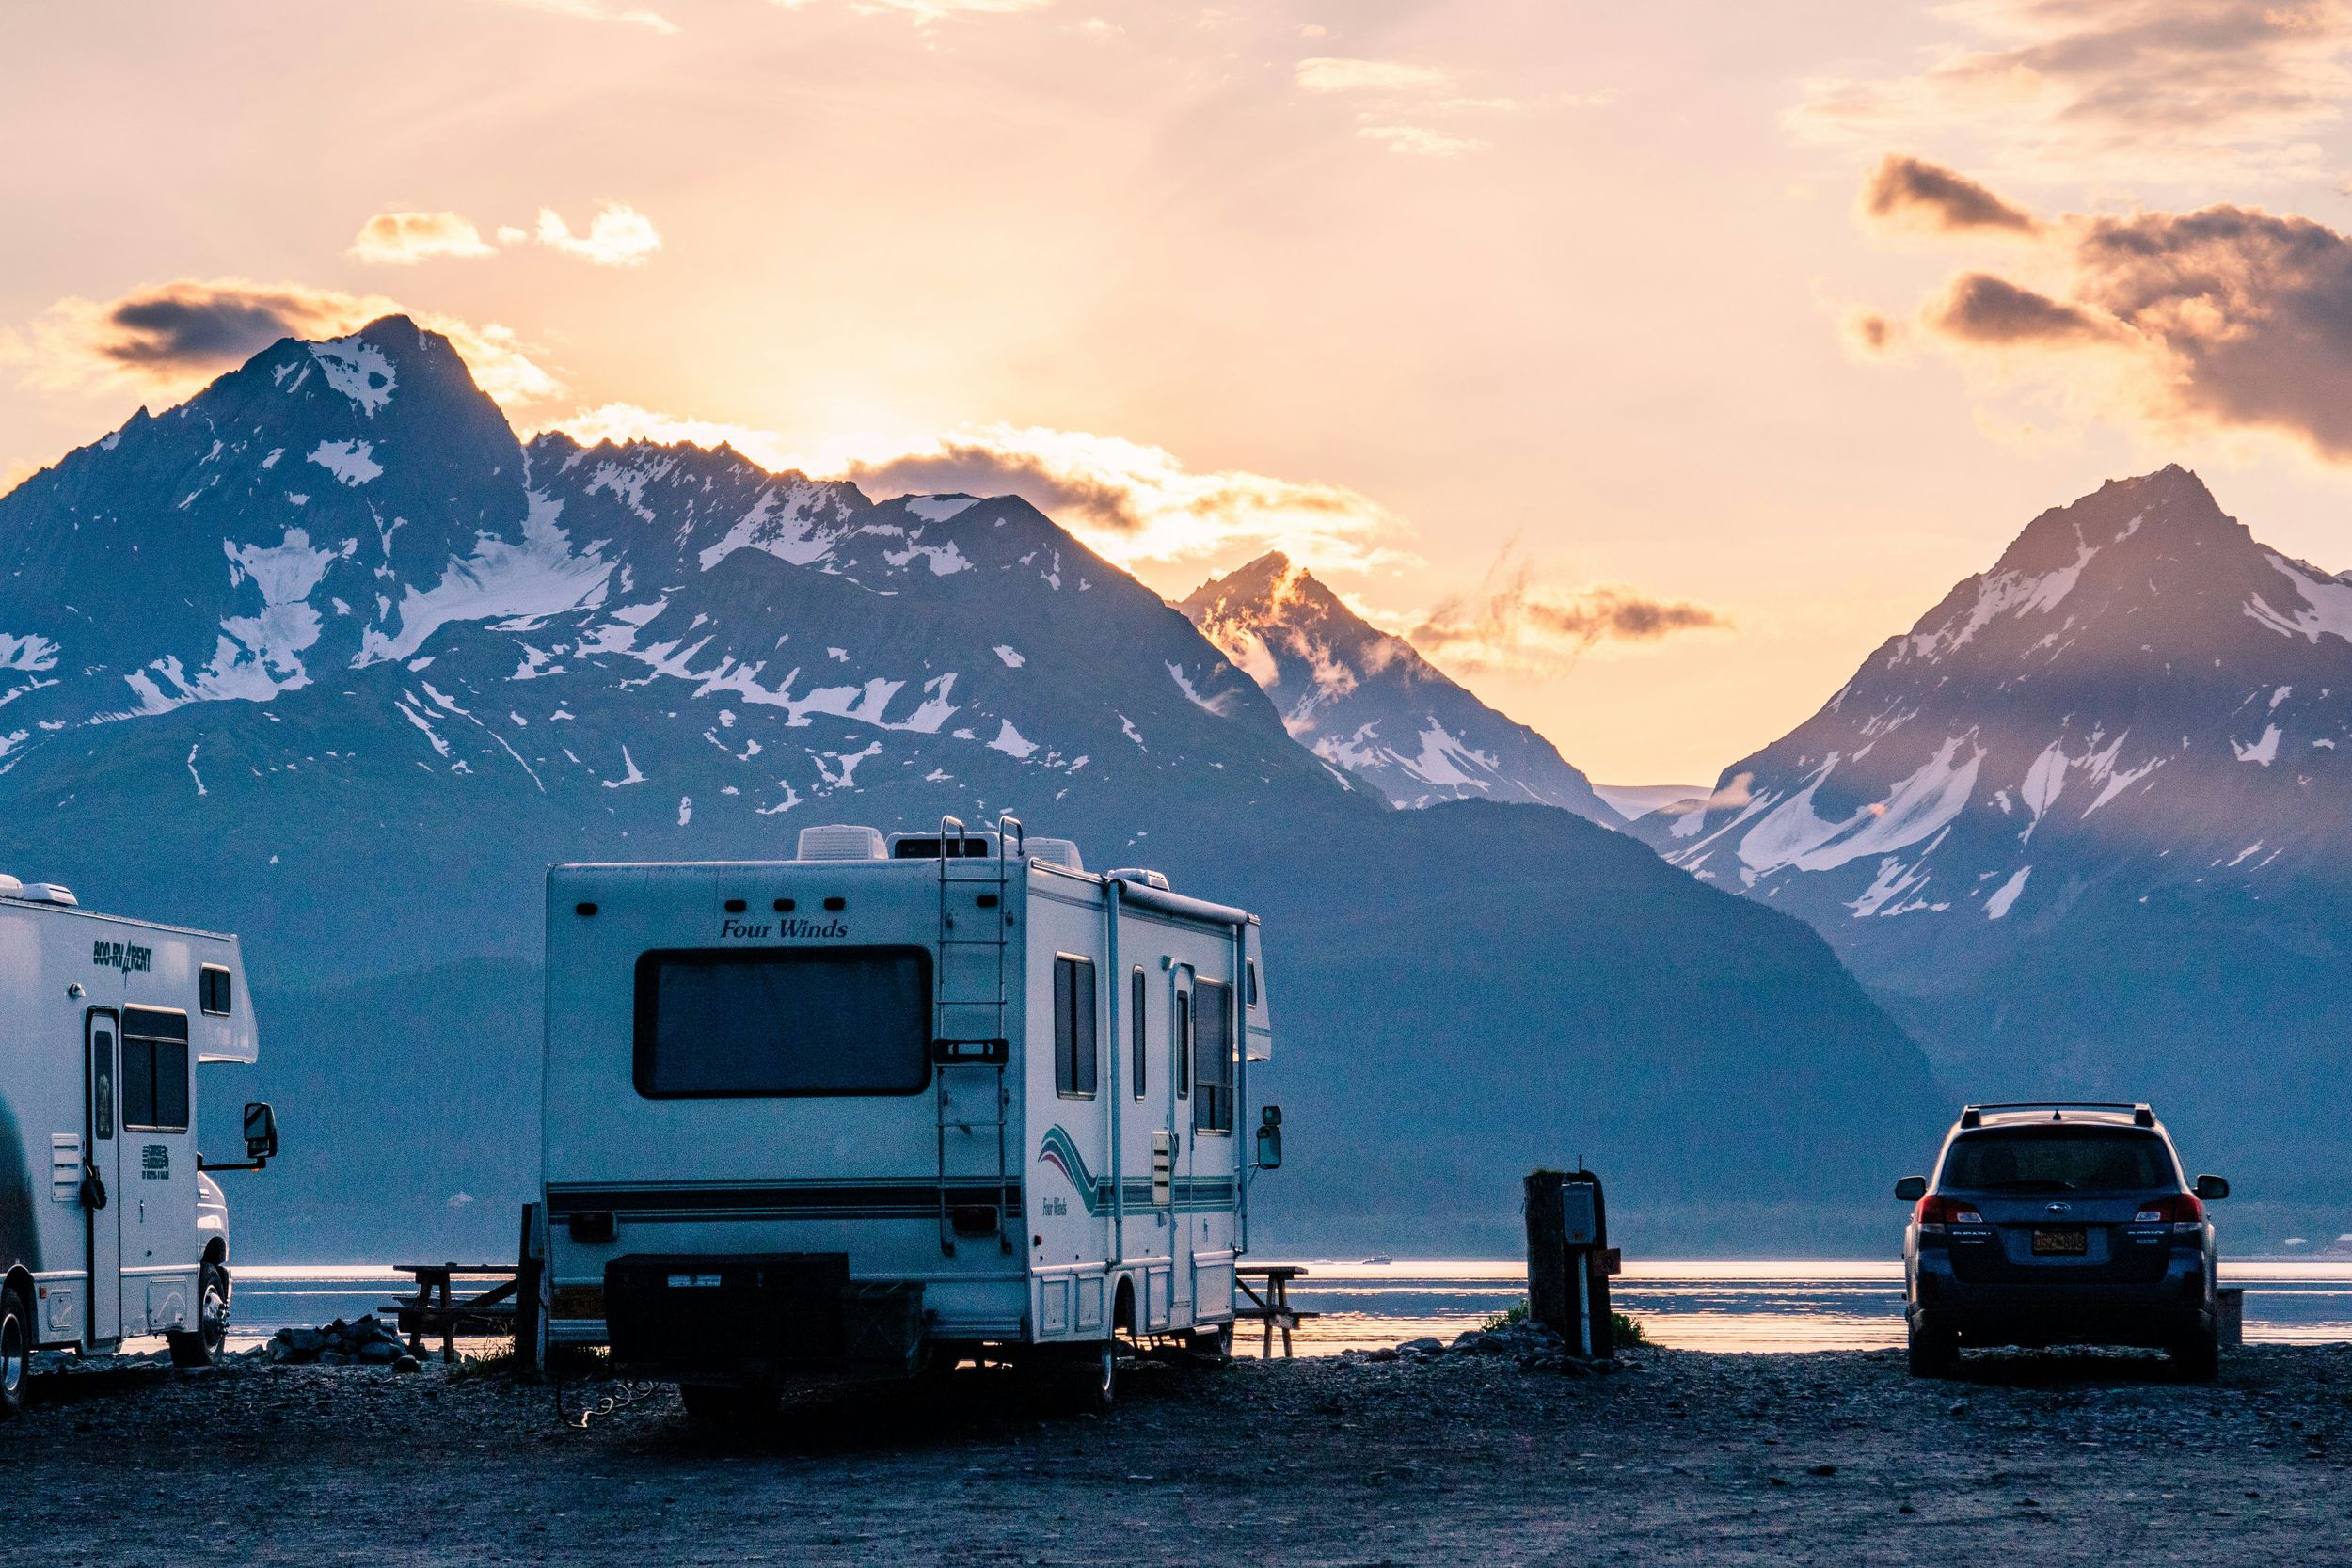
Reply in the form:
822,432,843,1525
932,814,1022,1256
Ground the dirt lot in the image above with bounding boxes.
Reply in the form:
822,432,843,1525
5,1342,2352,1566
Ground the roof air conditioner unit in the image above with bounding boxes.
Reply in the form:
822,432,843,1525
795,825,887,862
16,882,77,906
1108,868,1170,891
1027,837,1084,871
0,876,20,899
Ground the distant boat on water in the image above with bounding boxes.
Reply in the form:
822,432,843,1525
1362,1254,1394,1265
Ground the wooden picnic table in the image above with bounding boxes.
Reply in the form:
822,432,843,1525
387,1262,520,1363
1234,1264,1321,1359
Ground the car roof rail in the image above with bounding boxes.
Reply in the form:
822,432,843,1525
1959,1101,2155,1128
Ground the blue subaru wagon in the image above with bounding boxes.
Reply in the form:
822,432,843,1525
1896,1102,2230,1378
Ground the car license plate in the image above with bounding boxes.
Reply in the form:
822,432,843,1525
2032,1227,2088,1256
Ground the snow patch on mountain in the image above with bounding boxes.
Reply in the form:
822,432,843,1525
357,492,612,666
309,439,382,487
1985,864,2031,919
310,337,397,416
1737,736,1985,880
0,633,58,673
905,497,977,522
2245,553,2352,643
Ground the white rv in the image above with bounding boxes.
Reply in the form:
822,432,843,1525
540,816,1280,1417
0,876,278,1414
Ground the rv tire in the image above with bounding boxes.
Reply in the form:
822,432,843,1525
1185,1323,1233,1365
0,1283,28,1418
1069,1339,1115,1415
168,1259,230,1369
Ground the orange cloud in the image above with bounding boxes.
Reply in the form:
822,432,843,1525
348,211,499,264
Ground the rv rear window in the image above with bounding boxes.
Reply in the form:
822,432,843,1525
120,1006,190,1132
1054,955,1098,1099
634,947,932,1098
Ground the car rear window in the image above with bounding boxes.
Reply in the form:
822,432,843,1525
1942,1129,2172,1193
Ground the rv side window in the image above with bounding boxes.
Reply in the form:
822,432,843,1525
120,1006,190,1132
1247,960,1259,1007
1175,989,1190,1099
1192,980,1233,1134
634,948,931,1098
1054,956,1098,1099
1130,967,1148,1101
199,964,233,1016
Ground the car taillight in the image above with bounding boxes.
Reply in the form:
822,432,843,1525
1915,1195,1984,1232
2133,1192,2204,1232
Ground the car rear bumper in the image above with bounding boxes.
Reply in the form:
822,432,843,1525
1912,1252,2213,1348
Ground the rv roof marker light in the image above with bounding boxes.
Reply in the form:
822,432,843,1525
823,896,846,911
576,902,598,917
723,898,747,913
774,898,795,913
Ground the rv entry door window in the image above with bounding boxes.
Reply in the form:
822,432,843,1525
1191,981,1233,1134
634,947,932,1097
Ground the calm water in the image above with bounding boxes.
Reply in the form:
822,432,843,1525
215,1259,2352,1356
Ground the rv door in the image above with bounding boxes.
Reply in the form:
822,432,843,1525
85,1010,122,1344
1170,970,1194,1328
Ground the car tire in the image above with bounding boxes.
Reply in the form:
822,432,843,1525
0,1283,28,1418
2173,1324,2221,1381
168,1259,230,1369
1906,1319,1957,1378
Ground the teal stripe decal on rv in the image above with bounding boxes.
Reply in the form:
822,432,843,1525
1036,1127,1236,1215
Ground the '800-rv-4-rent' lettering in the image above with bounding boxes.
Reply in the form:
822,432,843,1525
538,816,1279,1419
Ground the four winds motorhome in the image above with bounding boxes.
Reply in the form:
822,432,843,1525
539,816,1280,1418
0,876,279,1414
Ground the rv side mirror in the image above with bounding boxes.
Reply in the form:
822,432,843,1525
2196,1174,2230,1201
1893,1176,1928,1203
243,1101,278,1163
1256,1105,1283,1170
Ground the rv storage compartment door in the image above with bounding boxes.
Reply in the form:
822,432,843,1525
606,1254,916,1381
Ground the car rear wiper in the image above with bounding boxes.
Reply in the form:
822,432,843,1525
1979,1180,2077,1192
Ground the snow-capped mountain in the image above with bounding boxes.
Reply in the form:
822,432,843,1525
1180,552,1613,823
1637,466,2352,1197
0,317,1943,1257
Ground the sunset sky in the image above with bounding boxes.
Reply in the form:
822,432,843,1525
9,0,2352,782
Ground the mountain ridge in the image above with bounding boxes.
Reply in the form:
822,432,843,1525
1180,551,1614,822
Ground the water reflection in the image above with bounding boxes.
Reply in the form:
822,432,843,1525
213,1259,2352,1359
1263,1259,2352,1356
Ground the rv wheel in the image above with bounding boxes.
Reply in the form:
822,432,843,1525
1073,1339,1115,1415
0,1284,28,1418
168,1259,230,1369
1185,1323,1233,1365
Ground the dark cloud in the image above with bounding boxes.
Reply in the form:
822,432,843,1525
97,286,349,371
1930,273,2117,345
2070,205,2352,453
848,443,1149,533
1407,559,1724,672
1890,188,2352,457
1863,155,2040,234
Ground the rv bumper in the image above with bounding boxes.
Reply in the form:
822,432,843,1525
602,1254,928,1385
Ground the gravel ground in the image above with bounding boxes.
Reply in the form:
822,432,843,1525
4,1342,2352,1565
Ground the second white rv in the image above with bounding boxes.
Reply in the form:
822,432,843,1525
0,876,278,1415
539,816,1279,1416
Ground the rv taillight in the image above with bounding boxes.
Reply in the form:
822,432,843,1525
1915,1195,1983,1234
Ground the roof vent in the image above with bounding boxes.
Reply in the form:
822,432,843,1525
15,882,77,907
0,875,20,899
1027,837,1084,872
1108,868,1170,891
795,825,887,862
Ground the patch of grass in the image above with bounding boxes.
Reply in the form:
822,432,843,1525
1481,1299,1530,1333
1478,1297,1649,1349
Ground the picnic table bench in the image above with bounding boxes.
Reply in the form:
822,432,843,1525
1235,1264,1320,1358
386,1262,521,1363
